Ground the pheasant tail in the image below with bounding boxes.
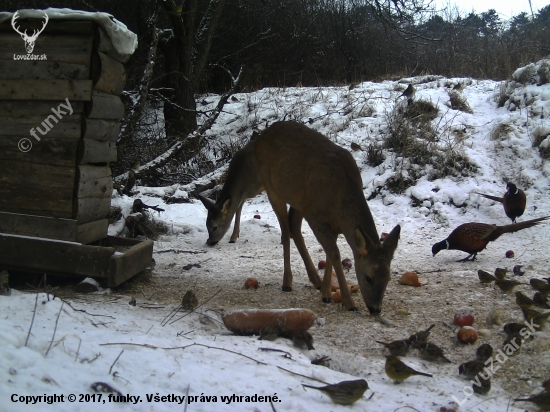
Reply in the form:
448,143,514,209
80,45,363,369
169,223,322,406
475,192,503,203
498,216,550,235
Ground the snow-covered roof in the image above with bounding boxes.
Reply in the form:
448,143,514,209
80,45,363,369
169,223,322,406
0,7,137,56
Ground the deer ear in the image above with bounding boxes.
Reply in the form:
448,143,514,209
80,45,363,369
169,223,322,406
197,193,214,211
355,226,375,257
221,198,231,214
382,224,401,257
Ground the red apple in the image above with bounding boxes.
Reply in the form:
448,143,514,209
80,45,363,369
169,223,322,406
318,260,326,269
253,214,261,219
505,250,514,258
342,258,352,269
244,278,259,289
454,310,474,327
331,291,342,303
457,326,478,344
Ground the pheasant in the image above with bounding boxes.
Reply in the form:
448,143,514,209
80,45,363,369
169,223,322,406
476,183,526,223
432,217,549,262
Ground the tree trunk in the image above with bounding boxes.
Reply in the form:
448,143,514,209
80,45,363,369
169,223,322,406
160,0,198,136
160,0,226,137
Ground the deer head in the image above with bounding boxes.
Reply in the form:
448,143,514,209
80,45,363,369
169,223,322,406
11,11,49,54
197,193,233,246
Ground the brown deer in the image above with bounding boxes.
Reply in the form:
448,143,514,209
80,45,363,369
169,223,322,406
198,136,323,289
254,121,400,313
197,138,263,246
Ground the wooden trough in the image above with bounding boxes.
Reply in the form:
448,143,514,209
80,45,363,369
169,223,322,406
0,12,152,287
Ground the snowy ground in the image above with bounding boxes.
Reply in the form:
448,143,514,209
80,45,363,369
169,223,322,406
2,61,550,411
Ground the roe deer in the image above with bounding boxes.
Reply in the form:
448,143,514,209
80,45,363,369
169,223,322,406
198,138,263,246
198,135,323,289
254,121,400,313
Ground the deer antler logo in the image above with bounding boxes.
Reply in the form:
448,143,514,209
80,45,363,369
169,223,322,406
11,11,49,54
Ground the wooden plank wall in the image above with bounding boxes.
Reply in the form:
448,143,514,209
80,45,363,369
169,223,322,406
0,18,128,244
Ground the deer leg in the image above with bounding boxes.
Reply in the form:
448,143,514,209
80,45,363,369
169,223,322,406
331,255,357,311
267,195,293,292
310,223,357,311
229,202,243,243
321,259,333,303
288,207,322,289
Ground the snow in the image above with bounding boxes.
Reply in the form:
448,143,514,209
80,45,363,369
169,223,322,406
0,8,137,56
3,59,550,411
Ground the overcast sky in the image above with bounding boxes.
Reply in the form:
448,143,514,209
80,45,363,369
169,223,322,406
436,0,549,18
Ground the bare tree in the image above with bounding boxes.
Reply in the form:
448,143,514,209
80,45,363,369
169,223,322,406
158,0,227,135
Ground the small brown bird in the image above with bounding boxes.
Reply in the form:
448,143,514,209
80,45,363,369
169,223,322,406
495,278,523,292
407,324,436,348
533,292,550,309
432,217,550,262
458,360,486,379
400,84,415,100
350,142,362,152
376,339,410,357
473,378,491,395
515,391,550,411
418,342,451,363
259,324,279,341
494,268,507,279
516,291,535,309
531,278,550,294
302,379,368,405
181,290,198,310
293,331,315,350
476,343,493,362
475,183,527,223
502,323,534,346
385,355,433,383
522,308,550,330
503,322,527,336
122,170,136,195
503,332,524,350
478,270,496,284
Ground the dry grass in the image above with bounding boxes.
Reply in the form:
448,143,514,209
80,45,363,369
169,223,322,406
382,100,476,193
496,81,509,108
109,206,123,224
365,143,385,167
532,125,550,159
448,90,473,113
490,122,513,141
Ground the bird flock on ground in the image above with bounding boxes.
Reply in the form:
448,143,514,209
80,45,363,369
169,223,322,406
192,125,550,408
293,182,550,407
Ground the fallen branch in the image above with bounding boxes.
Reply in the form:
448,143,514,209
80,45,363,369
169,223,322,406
100,341,328,383
62,300,115,319
109,350,125,375
114,66,243,184
258,348,293,358
154,249,207,255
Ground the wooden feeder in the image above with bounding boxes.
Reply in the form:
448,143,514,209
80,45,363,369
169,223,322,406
0,13,152,287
